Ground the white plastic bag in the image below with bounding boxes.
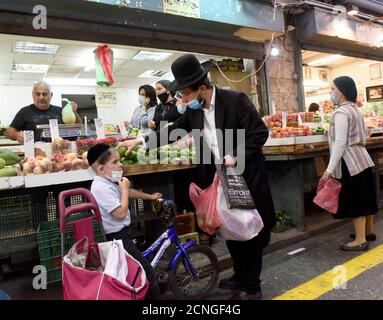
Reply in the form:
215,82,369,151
99,239,129,285
216,182,264,241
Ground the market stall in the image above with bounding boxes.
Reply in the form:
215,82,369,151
0,131,198,273
262,112,383,230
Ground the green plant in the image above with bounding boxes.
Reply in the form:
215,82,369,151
275,210,291,225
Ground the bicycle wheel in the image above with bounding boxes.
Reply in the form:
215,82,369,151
168,245,219,300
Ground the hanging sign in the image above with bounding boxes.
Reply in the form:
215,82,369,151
96,87,117,109
163,0,200,18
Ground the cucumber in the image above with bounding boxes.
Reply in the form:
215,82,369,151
0,151,21,165
0,167,18,177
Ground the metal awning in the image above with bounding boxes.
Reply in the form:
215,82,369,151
0,0,285,58
296,7,383,61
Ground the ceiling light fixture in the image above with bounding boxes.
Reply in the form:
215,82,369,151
15,41,59,55
138,70,167,78
12,64,50,73
133,51,172,62
307,54,343,66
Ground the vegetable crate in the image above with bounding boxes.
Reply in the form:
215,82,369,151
37,212,104,284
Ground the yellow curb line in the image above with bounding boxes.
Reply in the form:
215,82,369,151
273,244,383,300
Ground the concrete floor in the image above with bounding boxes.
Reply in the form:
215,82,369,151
1,212,382,300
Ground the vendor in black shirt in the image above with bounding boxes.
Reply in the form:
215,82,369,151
148,80,184,132
6,81,81,142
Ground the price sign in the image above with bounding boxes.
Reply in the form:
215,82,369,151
49,119,60,141
282,112,287,128
321,114,325,128
23,131,35,158
95,118,105,140
118,122,128,139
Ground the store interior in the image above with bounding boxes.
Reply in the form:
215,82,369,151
302,50,383,116
0,33,256,132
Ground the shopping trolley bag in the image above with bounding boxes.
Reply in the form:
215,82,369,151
62,237,149,300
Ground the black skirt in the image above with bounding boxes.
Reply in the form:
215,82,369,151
334,159,377,219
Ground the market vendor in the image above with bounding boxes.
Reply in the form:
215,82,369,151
5,81,81,142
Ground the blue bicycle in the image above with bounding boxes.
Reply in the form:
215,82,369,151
142,199,219,300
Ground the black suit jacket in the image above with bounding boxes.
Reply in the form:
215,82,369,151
146,87,275,232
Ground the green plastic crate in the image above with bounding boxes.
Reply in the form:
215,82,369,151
37,213,104,284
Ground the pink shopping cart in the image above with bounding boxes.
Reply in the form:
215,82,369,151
59,188,148,300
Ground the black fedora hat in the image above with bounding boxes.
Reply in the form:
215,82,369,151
168,54,214,92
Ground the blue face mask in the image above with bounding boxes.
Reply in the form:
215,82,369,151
138,96,145,105
177,105,186,114
330,92,339,106
187,91,204,110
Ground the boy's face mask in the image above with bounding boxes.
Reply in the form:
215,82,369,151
104,166,123,182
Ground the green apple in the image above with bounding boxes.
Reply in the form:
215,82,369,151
118,146,128,158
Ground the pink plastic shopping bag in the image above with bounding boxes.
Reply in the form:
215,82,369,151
189,174,222,235
313,178,342,214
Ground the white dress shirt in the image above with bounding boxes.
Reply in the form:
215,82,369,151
202,86,221,161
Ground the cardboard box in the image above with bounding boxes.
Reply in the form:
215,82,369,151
175,212,195,235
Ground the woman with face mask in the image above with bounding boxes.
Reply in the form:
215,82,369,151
321,76,377,251
148,80,184,132
130,85,157,133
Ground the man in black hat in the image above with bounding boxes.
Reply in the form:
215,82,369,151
121,54,276,300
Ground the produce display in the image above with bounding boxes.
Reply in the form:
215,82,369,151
0,150,21,177
0,166,18,177
76,137,118,155
22,153,88,175
104,124,118,135
129,127,141,137
263,112,324,129
364,117,383,129
0,150,21,165
270,125,314,138
323,100,334,114
52,137,72,154
118,144,196,165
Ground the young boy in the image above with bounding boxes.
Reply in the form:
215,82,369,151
87,143,162,299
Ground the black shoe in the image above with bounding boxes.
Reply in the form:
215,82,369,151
340,241,369,252
229,289,262,300
219,276,242,290
350,233,376,241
